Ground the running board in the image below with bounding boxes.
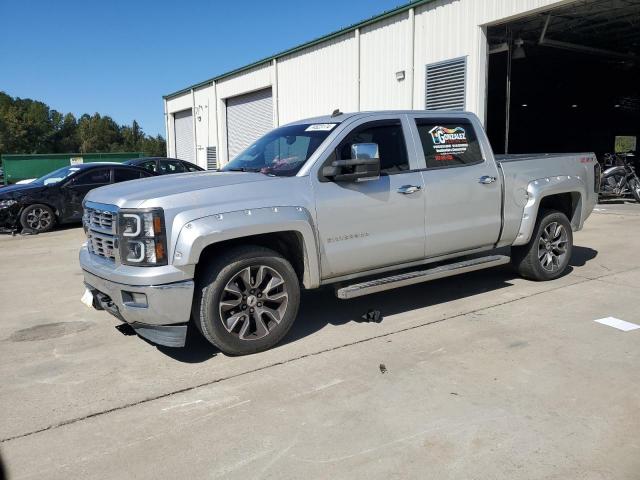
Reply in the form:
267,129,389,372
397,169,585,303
336,255,511,300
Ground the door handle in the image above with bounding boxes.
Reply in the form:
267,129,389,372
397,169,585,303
397,184,422,195
479,176,497,184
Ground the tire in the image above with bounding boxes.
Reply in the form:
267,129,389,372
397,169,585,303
19,204,56,233
629,178,640,203
192,245,300,355
511,209,573,281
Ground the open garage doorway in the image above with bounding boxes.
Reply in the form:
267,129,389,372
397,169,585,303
486,0,640,166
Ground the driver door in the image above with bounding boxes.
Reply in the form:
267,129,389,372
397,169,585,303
313,116,426,279
61,167,112,221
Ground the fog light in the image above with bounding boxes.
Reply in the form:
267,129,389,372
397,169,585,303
122,291,148,308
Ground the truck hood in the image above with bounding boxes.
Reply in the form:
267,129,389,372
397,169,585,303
86,171,275,207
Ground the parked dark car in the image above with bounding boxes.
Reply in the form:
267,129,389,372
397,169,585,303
123,157,204,175
0,163,154,233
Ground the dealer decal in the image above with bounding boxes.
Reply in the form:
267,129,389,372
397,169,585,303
429,125,468,161
305,123,337,132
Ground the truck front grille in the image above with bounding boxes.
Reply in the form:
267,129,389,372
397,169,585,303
87,231,117,260
85,207,115,234
83,203,118,262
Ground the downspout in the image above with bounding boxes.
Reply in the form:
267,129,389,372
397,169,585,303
191,88,197,163
409,7,415,109
213,81,219,169
272,58,279,127
355,27,361,111
163,98,169,156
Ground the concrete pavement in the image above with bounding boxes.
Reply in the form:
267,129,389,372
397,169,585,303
1,203,639,479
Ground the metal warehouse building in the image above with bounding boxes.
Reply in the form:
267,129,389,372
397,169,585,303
163,0,640,168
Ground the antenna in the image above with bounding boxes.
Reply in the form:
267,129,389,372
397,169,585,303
331,109,342,117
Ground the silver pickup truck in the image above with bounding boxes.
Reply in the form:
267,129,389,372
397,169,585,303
80,111,599,355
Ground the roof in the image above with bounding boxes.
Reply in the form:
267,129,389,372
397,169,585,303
282,109,476,126
164,0,435,100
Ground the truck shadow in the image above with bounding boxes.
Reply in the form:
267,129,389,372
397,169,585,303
157,245,597,362
284,245,598,348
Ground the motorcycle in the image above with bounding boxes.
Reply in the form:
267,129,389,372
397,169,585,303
599,152,640,203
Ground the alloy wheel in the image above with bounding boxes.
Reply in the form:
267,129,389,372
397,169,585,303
25,207,52,231
538,222,568,272
218,265,289,341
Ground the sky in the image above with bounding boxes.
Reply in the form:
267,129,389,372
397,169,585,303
0,0,408,137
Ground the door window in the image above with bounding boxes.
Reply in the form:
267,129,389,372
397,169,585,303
337,120,409,174
159,160,187,174
114,168,143,183
72,168,111,186
182,162,201,172
415,119,483,169
139,160,158,173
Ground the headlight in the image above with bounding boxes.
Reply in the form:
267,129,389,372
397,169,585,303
0,199,17,208
117,208,168,266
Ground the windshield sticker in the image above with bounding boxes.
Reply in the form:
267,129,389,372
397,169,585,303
429,126,468,161
305,123,337,132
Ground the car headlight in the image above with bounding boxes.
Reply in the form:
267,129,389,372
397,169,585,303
0,199,17,208
117,208,168,266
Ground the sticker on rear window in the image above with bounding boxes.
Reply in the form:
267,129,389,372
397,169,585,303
429,126,469,160
305,123,337,132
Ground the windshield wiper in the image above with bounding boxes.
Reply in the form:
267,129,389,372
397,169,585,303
225,167,262,173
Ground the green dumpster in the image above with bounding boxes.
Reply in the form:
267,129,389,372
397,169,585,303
1,152,145,185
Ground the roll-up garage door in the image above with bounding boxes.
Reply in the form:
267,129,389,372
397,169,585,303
226,88,273,161
174,109,195,163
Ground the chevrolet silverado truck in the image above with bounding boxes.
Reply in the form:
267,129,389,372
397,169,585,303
79,111,599,355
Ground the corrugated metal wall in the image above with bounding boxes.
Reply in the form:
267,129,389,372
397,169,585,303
277,32,358,124
165,0,572,166
193,85,215,169
360,11,412,110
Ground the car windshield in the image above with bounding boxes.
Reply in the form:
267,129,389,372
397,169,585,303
221,123,336,176
32,166,82,186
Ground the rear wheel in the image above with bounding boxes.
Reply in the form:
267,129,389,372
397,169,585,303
193,246,300,355
511,209,573,281
19,204,56,233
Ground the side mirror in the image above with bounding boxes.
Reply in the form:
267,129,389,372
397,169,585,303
322,143,380,182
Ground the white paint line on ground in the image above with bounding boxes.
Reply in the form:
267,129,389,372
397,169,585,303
594,317,640,332
161,399,204,411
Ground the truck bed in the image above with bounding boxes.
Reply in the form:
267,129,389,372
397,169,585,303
495,152,593,163
495,152,598,247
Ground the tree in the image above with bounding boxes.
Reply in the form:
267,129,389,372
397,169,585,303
0,91,165,156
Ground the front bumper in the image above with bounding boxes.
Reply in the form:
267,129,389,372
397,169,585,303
80,247,194,347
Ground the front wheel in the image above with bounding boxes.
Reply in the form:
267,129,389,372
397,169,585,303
193,246,300,355
511,209,573,281
629,178,640,203
19,204,56,233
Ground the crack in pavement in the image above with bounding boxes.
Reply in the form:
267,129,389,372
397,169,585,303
3,266,638,445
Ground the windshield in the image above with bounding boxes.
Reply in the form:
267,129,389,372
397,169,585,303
222,123,336,176
32,166,82,186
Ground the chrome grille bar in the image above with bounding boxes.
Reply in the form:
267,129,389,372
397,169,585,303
83,201,119,262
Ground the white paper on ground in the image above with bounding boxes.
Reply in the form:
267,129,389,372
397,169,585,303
81,288,94,308
594,317,640,332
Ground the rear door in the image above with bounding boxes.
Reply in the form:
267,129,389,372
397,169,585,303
174,109,195,163
313,116,426,278
226,88,273,161
409,115,501,257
